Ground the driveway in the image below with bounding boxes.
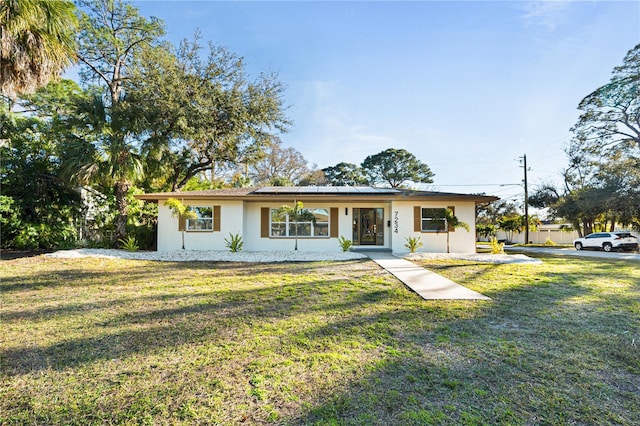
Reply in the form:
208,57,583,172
505,246,640,261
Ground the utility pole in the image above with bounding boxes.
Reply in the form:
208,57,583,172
520,154,529,245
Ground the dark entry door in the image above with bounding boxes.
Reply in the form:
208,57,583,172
353,208,384,245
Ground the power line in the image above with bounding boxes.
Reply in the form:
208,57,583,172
428,183,523,187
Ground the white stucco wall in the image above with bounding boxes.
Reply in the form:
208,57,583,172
389,201,477,254
157,200,244,251
156,198,478,253
243,202,392,252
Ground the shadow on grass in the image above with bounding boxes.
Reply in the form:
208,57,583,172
287,257,640,425
1,262,388,376
0,257,341,292
2,256,638,424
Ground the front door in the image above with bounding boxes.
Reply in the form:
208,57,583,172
352,208,384,245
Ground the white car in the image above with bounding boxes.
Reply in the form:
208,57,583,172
573,232,639,252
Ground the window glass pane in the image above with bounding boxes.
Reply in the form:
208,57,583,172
314,223,329,237
193,207,212,219
291,223,312,237
271,209,287,222
311,208,329,222
422,219,445,232
421,208,446,232
186,206,213,231
270,207,330,238
271,223,286,236
190,218,212,230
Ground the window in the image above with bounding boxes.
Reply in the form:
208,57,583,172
270,208,329,237
421,208,446,232
186,206,213,231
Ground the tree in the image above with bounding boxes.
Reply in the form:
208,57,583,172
125,33,290,191
298,169,327,186
559,43,640,234
361,148,434,188
0,0,77,99
533,145,640,236
497,215,525,243
444,208,469,253
476,199,519,227
322,162,368,186
165,198,196,250
249,142,311,186
67,0,164,243
0,105,82,248
476,223,496,240
570,43,640,157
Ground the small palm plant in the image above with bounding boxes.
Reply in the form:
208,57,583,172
224,232,243,252
337,236,353,252
490,237,505,254
405,236,423,253
118,235,139,252
165,198,197,250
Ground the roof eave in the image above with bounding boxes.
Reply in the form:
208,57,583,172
135,193,499,203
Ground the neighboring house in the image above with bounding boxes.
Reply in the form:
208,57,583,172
136,186,498,253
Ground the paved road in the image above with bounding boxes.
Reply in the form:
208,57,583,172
505,246,640,261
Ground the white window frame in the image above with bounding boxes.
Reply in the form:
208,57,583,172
421,208,446,232
270,208,329,238
186,206,213,231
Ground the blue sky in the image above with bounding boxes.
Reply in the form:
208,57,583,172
130,0,640,205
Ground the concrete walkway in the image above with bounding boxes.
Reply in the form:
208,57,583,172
366,252,491,300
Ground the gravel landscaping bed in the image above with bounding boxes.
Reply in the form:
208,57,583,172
45,249,368,262
45,249,541,264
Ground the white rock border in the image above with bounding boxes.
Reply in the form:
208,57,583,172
45,249,368,262
45,249,541,264
404,252,542,264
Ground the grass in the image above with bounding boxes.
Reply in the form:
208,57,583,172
1,254,639,425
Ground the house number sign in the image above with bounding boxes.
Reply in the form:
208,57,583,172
393,211,399,233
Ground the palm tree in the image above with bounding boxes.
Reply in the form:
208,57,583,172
276,201,316,251
61,93,143,244
0,0,77,99
63,0,164,244
444,208,470,253
165,198,196,250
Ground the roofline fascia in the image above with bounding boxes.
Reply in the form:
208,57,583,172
135,193,499,203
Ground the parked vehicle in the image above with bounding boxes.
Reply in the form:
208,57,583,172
573,232,639,252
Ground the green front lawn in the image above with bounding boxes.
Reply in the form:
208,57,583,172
1,255,638,425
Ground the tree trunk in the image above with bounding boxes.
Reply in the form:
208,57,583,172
609,220,616,232
115,180,130,245
583,219,593,236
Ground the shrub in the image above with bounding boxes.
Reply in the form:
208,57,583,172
14,225,39,250
544,238,557,246
13,222,76,250
405,236,423,253
118,235,139,252
224,233,243,252
129,224,155,250
337,236,353,252
490,237,505,254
